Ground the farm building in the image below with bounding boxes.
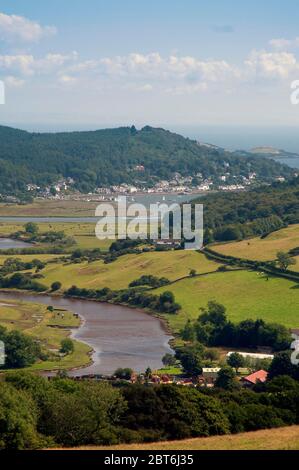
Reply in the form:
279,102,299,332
241,370,268,387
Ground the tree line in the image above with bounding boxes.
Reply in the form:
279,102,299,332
1,367,299,449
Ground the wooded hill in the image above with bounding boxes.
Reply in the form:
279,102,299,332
0,124,295,194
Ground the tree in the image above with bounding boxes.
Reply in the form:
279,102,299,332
203,228,214,245
204,348,220,362
0,382,41,449
189,269,197,277
198,301,227,328
176,345,203,375
42,381,126,446
268,352,298,380
227,352,245,373
60,338,74,355
215,366,240,391
145,367,152,380
24,222,39,235
276,251,296,271
114,368,133,380
215,226,242,242
51,282,62,292
4,330,41,369
162,353,176,367
122,384,230,440
159,291,174,304
180,320,196,341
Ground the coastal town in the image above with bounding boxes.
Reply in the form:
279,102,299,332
17,168,287,203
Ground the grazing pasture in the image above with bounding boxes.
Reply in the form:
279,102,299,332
33,251,221,290
213,224,299,262
154,269,299,330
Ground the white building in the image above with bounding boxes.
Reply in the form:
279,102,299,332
227,352,274,360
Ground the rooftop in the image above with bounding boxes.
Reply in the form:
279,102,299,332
242,370,268,385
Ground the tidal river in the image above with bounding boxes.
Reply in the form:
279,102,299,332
0,238,33,250
0,291,173,376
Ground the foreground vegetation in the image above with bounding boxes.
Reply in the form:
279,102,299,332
1,368,299,449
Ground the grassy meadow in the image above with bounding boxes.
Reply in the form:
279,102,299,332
24,250,221,290
213,224,299,262
0,299,92,371
0,221,111,251
0,220,299,339
63,426,299,450
0,199,97,217
154,269,299,330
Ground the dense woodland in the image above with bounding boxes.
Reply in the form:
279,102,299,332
1,367,299,449
0,125,295,194
198,177,299,242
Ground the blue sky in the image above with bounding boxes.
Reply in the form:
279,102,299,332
0,0,299,138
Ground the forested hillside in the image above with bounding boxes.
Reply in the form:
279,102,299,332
0,125,295,194
200,177,299,241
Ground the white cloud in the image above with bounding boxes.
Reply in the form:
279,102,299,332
4,76,25,88
0,11,56,43
0,46,298,96
0,54,35,76
99,52,237,84
0,52,78,78
245,49,299,79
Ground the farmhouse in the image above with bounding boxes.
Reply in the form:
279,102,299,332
241,370,268,388
154,239,181,249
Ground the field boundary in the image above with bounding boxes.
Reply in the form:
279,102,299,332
203,247,299,283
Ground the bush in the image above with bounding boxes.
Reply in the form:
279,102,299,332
51,281,62,292
60,338,74,355
114,368,133,380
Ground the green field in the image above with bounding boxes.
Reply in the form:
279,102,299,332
62,426,299,450
213,224,299,262
0,221,111,251
154,269,299,330
0,299,92,371
28,250,221,290
0,254,60,264
1,220,299,337
0,199,97,217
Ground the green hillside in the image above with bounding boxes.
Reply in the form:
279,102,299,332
0,124,295,194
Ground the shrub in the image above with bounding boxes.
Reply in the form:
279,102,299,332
51,281,62,292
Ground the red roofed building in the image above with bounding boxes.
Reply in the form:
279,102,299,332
242,370,268,387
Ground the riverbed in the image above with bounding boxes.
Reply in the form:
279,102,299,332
0,291,173,376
